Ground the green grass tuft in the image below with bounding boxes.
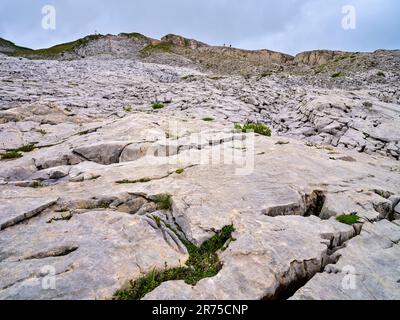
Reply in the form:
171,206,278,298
235,122,271,136
153,194,172,210
17,144,36,153
114,225,235,300
336,213,360,225
151,102,165,110
1,150,22,160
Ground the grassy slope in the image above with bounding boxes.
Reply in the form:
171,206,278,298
0,38,33,54
8,34,106,58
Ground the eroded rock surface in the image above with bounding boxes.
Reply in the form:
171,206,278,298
0,40,399,300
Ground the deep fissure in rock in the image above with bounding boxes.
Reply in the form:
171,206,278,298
264,223,362,301
303,190,326,217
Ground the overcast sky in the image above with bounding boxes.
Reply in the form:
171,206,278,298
0,0,399,55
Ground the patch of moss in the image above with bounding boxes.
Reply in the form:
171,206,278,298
151,102,165,110
114,225,235,300
235,122,271,137
175,168,184,174
336,213,360,225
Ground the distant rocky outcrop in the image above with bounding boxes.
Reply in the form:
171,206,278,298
161,34,208,49
2,33,398,76
295,50,344,66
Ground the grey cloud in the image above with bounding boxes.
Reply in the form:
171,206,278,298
0,0,399,54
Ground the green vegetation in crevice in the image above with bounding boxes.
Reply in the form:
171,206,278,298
202,117,214,122
116,178,152,184
175,168,185,174
336,213,360,225
275,141,290,145
114,225,236,300
377,71,386,77
15,144,36,153
30,181,42,189
153,194,173,210
235,122,272,137
331,71,344,78
1,144,36,160
1,150,22,160
151,102,165,110
152,215,162,227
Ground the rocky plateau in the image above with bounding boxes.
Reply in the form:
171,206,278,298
0,33,399,300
